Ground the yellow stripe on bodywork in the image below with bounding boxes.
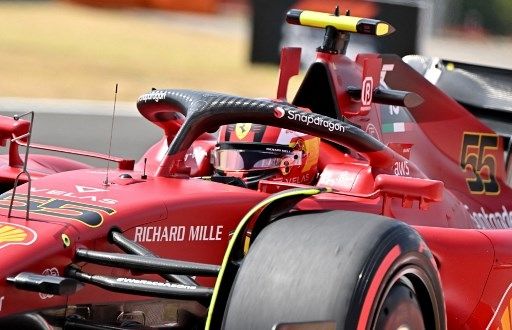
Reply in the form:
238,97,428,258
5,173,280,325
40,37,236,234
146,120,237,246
205,187,328,329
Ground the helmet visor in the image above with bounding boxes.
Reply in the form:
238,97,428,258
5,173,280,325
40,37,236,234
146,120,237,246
212,143,302,172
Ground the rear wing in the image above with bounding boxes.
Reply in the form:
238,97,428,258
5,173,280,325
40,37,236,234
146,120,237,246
404,55,512,137
436,60,512,115
402,55,512,183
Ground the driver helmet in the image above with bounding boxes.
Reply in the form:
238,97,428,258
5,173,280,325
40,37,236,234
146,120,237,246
211,123,320,188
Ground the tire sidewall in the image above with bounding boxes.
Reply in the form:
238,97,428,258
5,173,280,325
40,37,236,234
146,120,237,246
349,228,446,330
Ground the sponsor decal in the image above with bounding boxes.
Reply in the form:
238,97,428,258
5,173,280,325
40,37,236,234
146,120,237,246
75,186,108,194
318,170,357,190
361,76,373,111
274,106,285,118
134,225,223,243
486,283,512,329
388,143,413,160
365,123,380,140
184,146,208,165
379,65,417,136
283,109,346,133
224,123,261,142
380,64,394,82
265,146,293,154
183,225,222,242
0,296,4,312
276,128,306,145
40,268,59,299
382,122,413,133
137,90,167,103
0,194,116,228
0,222,37,250
300,137,320,173
235,123,252,140
389,105,401,115
116,278,196,290
460,132,500,195
31,187,117,205
380,101,414,134
283,174,311,184
393,161,410,176
468,205,512,229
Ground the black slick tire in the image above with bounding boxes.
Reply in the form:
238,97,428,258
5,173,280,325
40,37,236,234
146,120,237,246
221,210,445,330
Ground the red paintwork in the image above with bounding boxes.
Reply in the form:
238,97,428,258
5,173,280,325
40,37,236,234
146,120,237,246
0,19,510,329
276,47,302,100
0,170,265,315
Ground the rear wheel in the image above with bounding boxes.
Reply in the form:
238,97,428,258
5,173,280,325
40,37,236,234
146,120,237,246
222,211,445,329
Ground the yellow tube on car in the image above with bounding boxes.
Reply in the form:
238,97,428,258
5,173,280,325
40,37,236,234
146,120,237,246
286,9,395,36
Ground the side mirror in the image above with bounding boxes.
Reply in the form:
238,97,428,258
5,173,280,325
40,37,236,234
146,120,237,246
374,174,443,214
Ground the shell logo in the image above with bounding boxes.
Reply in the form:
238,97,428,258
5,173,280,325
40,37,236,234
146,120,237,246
0,222,37,249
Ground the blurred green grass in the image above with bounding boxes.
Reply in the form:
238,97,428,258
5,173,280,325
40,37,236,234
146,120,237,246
0,1,285,102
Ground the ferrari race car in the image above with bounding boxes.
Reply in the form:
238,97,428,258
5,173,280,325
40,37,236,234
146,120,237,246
0,7,511,330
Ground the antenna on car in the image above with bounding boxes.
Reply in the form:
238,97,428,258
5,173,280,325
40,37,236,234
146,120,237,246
104,83,118,186
8,111,35,221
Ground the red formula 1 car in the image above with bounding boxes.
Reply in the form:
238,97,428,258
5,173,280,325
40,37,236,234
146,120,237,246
0,8,511,330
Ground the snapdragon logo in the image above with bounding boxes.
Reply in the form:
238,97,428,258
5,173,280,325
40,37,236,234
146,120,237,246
285,110,346,133
274,106,285,118
137,90,167,103
469,206,512,229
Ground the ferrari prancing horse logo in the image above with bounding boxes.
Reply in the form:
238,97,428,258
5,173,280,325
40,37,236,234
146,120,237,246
235,123,252,140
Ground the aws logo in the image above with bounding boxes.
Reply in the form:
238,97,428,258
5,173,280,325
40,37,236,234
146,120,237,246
0,222,37,249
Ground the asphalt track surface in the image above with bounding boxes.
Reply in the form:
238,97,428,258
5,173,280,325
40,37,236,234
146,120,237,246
0,98,161,167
